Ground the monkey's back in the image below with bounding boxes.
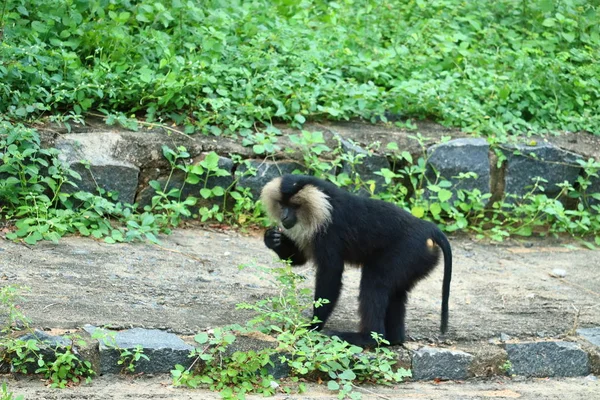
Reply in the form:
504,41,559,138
315,184,440,267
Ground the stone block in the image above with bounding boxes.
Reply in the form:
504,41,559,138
55,133,139,204
578,327,600,375
505,341,590,377
412,347,474,380
502,143,581,198
15,329,98,374
340,137,390,195
84,325,193,374
578,327,600,347
136,154,234,209
425,138,490,199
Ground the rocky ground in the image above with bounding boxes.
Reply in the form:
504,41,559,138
1,226,599,398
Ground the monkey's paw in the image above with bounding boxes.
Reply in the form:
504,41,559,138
264,227,282,250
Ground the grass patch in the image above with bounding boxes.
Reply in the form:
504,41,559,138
1,0,598,136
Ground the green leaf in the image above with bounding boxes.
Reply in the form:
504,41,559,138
25,231,43,245
401,151,413,163
514,226,532,236
327,381,340,390
200,188,212,199
542,18,555,27
294,114,306,124
338,369,356,380
562,32,575,43
203,152,220,170
186,174,200,185
253,144,265,154
31,21,49,33
437,189,452,202
411,206,425,218
194,333,209,344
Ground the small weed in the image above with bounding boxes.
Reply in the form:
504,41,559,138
1,382,24,400
499,360,513,375
91,330,149,374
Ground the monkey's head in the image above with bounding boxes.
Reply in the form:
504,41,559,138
260,175,333,245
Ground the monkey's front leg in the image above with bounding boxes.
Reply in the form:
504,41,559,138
310,256,344,331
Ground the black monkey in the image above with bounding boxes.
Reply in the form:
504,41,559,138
260,174,452,347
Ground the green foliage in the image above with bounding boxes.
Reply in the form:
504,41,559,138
172,264,411,399
172,328,276,399
1,0,599,136
375,136,600,244
2,119,600,246
0,121,263,245
0,286,94,388
500,360,513,374
34,340,95,388
1,383,23,400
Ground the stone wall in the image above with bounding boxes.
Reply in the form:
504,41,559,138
38,119,600,207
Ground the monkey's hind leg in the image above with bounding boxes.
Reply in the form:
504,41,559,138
329,267,391,348
384,289,408,345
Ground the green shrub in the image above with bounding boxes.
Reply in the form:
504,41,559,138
1,0,598,136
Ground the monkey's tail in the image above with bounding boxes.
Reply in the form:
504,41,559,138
431,228,452,334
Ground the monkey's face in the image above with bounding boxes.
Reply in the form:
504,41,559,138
260,176,333,245
279,203,299,229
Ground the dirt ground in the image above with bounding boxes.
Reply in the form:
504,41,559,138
4,374,599,399
0,227,599,341
1,227,600,399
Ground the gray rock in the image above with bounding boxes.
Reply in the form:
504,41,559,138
237,160,305,200
577,327,600,347
425,138,491,198
339,137,390,195
136,154,234,209
84,325,193,374
502,143,582,198
412,347,474,380
55,133,140,204
505,341,590,377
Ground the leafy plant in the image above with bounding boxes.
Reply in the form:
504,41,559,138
0,382,24,400
34,339,95,388
172,328,276,399
0,287,94,387
172,263,411,399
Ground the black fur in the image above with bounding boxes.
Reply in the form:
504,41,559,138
263,175,452,347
